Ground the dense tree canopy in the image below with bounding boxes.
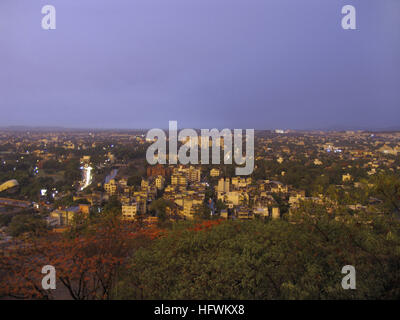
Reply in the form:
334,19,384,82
115,210,400,300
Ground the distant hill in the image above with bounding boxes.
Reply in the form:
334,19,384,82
0,126,147,133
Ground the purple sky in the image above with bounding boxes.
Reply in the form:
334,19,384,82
0,0,399,130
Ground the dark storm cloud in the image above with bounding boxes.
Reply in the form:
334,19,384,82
0,0,399,129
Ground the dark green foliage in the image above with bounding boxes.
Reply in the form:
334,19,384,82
7,214,48,237
127,175,142,187
0,213,13,227
115,210,400,300
149,198,175,222
103,195,122,217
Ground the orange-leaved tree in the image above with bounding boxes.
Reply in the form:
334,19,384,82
0,217,162,300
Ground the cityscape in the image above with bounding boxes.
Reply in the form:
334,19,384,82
0,128,399,299
1,0,400,303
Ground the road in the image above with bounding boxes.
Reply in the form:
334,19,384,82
80,165,93,190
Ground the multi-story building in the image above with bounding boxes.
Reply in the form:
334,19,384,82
217,178,230,193
147,164,171,177
236,207,254,220
186,166,201,183
210,168,220,177
104,179,117,195
271,207,280,219
171,174,187,186
49,204,90,227
122,203,139,220
141,178,149,190
155,175,165,190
